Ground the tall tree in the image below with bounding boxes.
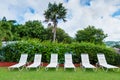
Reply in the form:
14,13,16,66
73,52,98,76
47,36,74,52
75,26,107,44
45,26,73,43
44,2,67,42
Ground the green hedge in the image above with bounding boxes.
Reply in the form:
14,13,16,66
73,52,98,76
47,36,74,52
1,39,120,65
70,42,120,65
1,39,70,63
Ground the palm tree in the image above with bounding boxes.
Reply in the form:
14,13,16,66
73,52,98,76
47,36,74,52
44,2,67,42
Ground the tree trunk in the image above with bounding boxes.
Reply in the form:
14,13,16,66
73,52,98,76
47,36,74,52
53,22,57,42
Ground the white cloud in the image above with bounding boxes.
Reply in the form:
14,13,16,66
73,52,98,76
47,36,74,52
61,0,120,41
0,0,120,41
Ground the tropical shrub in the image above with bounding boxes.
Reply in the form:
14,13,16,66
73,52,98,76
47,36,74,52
70,42,120,65
1,39,70,63
1,39,120,65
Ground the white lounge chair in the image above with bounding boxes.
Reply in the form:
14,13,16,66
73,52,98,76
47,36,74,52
97,54,119,71
8,54,28,71
64,54,76,71
81,54,96,71
45,54,58,71
26,54,42,71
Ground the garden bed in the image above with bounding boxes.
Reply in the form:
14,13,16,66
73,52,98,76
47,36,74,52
0,62,17,67
0,62,80,67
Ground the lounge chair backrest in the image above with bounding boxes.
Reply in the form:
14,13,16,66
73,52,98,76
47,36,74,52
81,54,90,64
50,54,58,64
65,54,73,64
19,54,28,64
97,54,107,65
34,54,42,64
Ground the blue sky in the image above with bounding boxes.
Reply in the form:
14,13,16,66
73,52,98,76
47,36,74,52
0,0,120,41
112,9,120,17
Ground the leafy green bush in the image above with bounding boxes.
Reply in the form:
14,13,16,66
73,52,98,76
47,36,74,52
1,39,120,65
1,39,70,63
70,42,120,65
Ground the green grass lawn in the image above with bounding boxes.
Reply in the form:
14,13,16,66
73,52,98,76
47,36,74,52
0,67,120,80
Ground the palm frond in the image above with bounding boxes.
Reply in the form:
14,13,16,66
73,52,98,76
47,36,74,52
43,2,67,23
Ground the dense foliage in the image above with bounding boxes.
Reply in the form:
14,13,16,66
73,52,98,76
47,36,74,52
75,26,107,44
1,39,120,65
1,39,70,63
70,42,120,64
45,27,73,43
113,44,120,48
0,17,72,43
0,17,14,41
0,16,108,44
12,20,46,41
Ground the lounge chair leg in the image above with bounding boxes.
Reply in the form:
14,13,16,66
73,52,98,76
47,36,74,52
81,65,85,71
37,66,40,71
64,68,65,71
83,68,86,71
41,62,43,67
56,65,59,71
19,66,24,71
11,68,14,71
74,68,76,72
18,68,21,71
9,68,14,71
117,68,120,72
21,67,24,70
45,68,48,71
113,68,115,71
101,67,105,71
82,66,86,71
8,68,11,71
36,68,39,71
26,67,30,71
56,67,58,71
106,68,108,72
93,68,97,72
113,68,119,72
